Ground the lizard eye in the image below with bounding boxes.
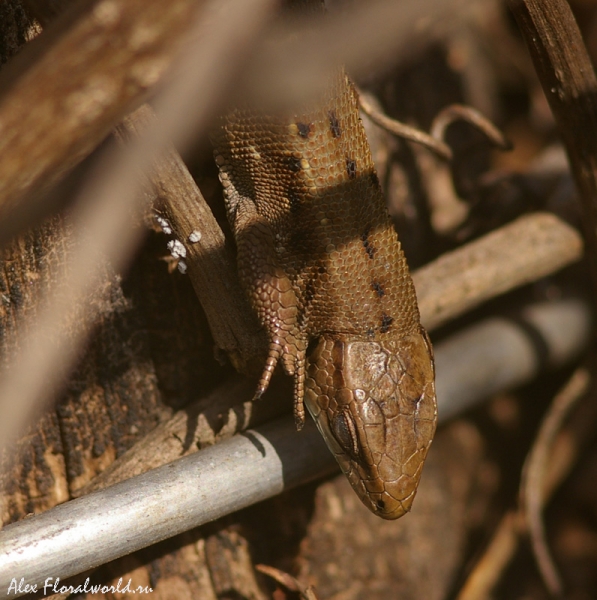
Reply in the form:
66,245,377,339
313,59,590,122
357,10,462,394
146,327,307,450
330,411,359,460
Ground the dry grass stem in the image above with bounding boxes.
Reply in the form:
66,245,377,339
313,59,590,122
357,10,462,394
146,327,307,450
357,86,453,160
256,564,319,600
457,368,595,600
241,0,480,113
521,368,591,596
456,511,524,600
430,104,511,150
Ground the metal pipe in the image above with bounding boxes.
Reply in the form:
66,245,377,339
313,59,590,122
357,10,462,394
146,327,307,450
435,298,591,419
0,418,337,598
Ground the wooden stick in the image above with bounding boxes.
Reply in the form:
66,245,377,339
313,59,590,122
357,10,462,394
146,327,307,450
507,0,597,296
114,106,263,371
0,0,200,221
414,212,583,331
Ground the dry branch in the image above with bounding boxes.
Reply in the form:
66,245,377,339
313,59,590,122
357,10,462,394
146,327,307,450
414,212,583,331
0,0,201,227
507,0,597,294
115,106,263,369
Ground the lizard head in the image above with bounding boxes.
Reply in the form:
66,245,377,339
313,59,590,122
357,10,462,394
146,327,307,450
303,326,437,519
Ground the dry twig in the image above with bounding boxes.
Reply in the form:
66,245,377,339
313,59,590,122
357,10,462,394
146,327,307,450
457,367,595,600
114,105,262,372
357,86,453,160
521,368,591,595
413,212,582,331
256,564,319,600
507,0,597,296
0,0,200,235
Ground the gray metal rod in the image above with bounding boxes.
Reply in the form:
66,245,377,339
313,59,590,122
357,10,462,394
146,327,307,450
0,419,337,598
0,298,591,599
435,299,591,419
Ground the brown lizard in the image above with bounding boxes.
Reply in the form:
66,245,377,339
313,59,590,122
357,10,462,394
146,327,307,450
211,8,437,520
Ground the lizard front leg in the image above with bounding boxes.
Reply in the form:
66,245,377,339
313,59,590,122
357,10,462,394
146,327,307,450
232,195,308,427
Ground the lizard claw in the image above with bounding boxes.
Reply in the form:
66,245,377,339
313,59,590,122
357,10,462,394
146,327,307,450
293,346,306,430
294,409,305,431
254,337,283,401
252,388,264,402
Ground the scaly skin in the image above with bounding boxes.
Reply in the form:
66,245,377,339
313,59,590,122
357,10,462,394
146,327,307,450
212,70,437,519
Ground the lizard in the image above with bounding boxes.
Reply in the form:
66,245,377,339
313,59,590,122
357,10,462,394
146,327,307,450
210,4,437,520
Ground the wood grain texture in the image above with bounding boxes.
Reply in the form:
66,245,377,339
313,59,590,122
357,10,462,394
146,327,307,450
507,0,597,293
414,212,583,331
114,105,264,372
0,0,200,219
